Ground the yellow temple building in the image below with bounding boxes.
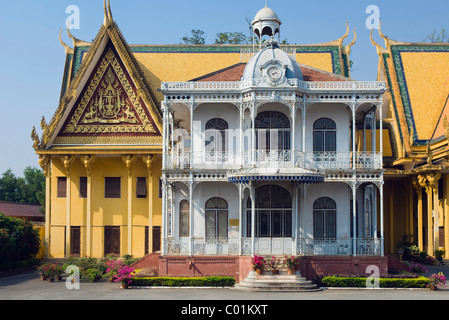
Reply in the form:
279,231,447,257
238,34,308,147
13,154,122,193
31,1,449,265
371,27,449,259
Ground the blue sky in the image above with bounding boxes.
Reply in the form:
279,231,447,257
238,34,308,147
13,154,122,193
0,0,447,176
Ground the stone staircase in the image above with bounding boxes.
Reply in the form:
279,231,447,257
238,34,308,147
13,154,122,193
234,269,322,292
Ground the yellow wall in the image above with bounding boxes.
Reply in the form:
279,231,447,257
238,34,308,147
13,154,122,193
48,155,162,258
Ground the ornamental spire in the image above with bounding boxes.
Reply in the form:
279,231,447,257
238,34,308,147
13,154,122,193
103,0,113,27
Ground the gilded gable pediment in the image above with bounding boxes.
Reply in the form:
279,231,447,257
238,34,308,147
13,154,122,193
54,42,161,145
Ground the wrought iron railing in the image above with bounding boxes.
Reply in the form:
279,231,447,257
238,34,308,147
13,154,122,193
164,151,382,170
164,237,383,256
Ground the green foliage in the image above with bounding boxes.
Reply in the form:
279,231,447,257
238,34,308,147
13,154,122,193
182,29,206,45
423,29,449,43
130,276,236,287
321,275,430,288
0,213,40,263
215,32,250,45
0,167,46,212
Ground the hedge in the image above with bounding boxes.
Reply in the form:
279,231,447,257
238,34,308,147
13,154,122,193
321,275,430,288
0,258,39,273
130,276,236,287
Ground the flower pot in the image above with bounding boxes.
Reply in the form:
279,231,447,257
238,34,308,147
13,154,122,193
48,277,55,282
41,276,47,281
287,269,295,275
122,283,129,289
271,269,279,275
255,268,263,275
430,285,437,291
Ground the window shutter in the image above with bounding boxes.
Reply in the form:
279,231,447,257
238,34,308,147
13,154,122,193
79,177,87,198
57,177,67,198
105,177,121,198
136,177,147,198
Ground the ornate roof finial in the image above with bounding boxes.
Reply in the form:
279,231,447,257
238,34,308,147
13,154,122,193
58,28,73,54
378,21,389,49
103,0,113,27
370,29,387,55
107,0,113,23
344,27,357,55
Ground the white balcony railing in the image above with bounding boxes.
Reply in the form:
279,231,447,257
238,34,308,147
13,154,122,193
161,80,386,93
164,151,382,171
164,237,383,256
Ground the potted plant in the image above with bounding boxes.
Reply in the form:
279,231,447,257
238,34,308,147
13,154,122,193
427,272,447,290
283,255,301,275
113,265,136,289
266,257,280,274
86,268,102,283
37,263,49,280
46,263,59,282
250,255,266,274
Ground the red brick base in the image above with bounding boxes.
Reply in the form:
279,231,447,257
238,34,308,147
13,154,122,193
132,254,390,283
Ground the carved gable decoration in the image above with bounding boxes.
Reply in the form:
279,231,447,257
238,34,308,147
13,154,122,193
55,42,161,145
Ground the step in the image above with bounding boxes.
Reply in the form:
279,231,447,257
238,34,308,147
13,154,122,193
234,270,322,292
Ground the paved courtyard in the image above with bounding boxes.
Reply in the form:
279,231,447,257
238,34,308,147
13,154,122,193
1,269,449,302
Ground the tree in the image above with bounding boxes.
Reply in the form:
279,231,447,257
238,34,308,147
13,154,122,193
181,29,206,45
0,167,45,211
0,169,19,202
423,29,449,43
215,32,250,45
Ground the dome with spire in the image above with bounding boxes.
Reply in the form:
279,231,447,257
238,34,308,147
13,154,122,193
252,5,282,41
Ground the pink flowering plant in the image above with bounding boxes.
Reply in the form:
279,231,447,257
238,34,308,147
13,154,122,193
113,265,136,285
104,259,125,281
251,255,266,269
267,256,280,271
427,272,447,289
283,255,301,270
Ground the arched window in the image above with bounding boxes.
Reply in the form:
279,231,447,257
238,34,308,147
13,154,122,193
313,197,336,239
205,118,228,152
313,118,336,152
255,111,290,151
179,200,190,237
205,197,228,239
246,185,292,238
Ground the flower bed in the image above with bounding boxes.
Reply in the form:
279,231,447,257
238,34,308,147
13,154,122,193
130,276,236,287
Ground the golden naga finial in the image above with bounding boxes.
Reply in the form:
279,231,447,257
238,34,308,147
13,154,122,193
344,27,357,55
337,21,350,46
370,29,387,55
378,21,389,49
59,28,73,54
40,116,48,132
31,126,41,150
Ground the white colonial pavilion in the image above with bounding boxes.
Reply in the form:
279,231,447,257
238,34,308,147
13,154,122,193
160,7,386,258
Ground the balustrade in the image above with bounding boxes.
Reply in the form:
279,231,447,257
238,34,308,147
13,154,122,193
164,151,382,170
164,237,382,256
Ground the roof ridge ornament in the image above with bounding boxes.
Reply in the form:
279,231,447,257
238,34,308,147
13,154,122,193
104,0,114,27
58,28,73,54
